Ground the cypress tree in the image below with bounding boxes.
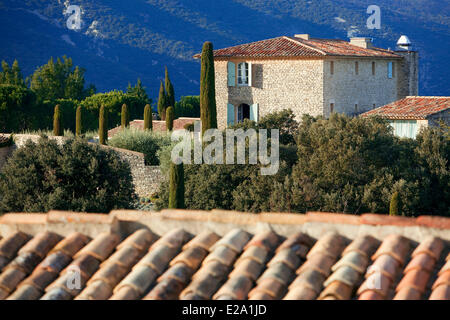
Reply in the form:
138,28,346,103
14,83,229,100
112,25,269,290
389,192,400,216
157,81,167,120
75,106,82,136
168,161,185,209
199,42,217,135
53,104,63,136
165,66,175,110
166,106,174,131
144,104,152,131
121,103,130,129
99,105,108,145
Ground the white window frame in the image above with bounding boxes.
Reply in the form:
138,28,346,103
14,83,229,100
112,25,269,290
237,62,249,86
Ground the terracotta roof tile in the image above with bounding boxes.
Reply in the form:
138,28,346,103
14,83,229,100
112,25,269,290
361,97,450,120
0,232,30,261
197,36,400,59
0,210,449,300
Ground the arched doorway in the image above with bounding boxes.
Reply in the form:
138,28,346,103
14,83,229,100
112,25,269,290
237,103,250,122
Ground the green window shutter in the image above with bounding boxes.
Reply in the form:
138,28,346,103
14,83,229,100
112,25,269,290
250,103,259,122
388,62,393,78
248,63,252,87
227,104,235,125
227,62,236,87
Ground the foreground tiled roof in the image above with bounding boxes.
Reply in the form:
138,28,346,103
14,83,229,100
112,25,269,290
108,118,199,138
193,36,400,59
361,97,450,120
0,210,449,300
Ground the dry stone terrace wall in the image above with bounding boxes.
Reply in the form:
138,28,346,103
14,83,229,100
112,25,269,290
0,134,163,198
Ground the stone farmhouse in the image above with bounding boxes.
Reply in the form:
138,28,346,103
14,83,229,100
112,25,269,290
195,34,419,129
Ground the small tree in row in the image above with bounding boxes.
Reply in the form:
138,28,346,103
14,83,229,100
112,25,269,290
144,104,152,131
99,105,108,145
166,106,174,131
121,103,130,129
169,161,185,209
53,104,63,136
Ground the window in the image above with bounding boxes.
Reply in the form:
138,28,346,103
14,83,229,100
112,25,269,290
355,104,358,113
388,62,394,79
237,104,250,122
237,62,249,86
330,103,334,113
330,61,334,75
373,103,376,109
355,62,359,75
372,62,376,75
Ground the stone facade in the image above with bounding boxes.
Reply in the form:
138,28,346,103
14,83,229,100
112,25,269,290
215,55,414,128
216,58,324,129
0,134,164,198
323,57,401,117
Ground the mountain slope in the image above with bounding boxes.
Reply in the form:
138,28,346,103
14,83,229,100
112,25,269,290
0,0,448,99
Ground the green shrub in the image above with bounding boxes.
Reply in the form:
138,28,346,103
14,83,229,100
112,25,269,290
0,84,36,133
175,96,200,118
121,103,130,129
169,162,185,209
108,128,172,165
166,106,174,131
389,192,400,216
144,104,152,130
53,105,63,136
76,106,82,136
0,137,136,213
99,105,108,145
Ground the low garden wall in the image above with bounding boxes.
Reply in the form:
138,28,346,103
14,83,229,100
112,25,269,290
0,134,164,198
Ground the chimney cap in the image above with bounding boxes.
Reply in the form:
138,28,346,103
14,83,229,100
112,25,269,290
295,34,310,40
397,35,411,46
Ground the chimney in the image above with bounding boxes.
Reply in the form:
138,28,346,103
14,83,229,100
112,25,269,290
349,37,373,49
295,34,310,40
395,36,419,97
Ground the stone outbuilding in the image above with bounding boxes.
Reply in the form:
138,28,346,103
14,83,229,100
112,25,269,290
361,96,449,139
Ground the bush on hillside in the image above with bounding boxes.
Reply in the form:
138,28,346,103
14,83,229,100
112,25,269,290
0,137,136,214
108,128,172,165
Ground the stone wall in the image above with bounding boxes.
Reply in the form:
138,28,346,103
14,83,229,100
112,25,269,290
0,134,164,198
323,57,401,117
215,58,325,129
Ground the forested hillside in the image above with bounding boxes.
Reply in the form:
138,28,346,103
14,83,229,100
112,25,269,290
0,0,448,98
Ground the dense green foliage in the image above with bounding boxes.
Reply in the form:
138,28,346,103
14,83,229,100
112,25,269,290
144,104,152,131
0,58,150,134
169,162,185,209
166,106,174,131
121,104,130,129
390,192,400,216
76,106,82,136
157,112,449,217
29,56,94,102
175,96,200,118
0,84,36,132
53,104,63,136
0,60,25,87
199,42,217,135
108,129,172,165
0,137,136,213
99,105,108,145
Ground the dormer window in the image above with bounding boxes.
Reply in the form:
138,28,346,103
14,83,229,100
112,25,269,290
237,62,249,86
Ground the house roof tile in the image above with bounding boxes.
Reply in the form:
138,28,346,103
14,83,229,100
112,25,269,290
0,210,449,300
194,36,400,59
361,96,450,120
